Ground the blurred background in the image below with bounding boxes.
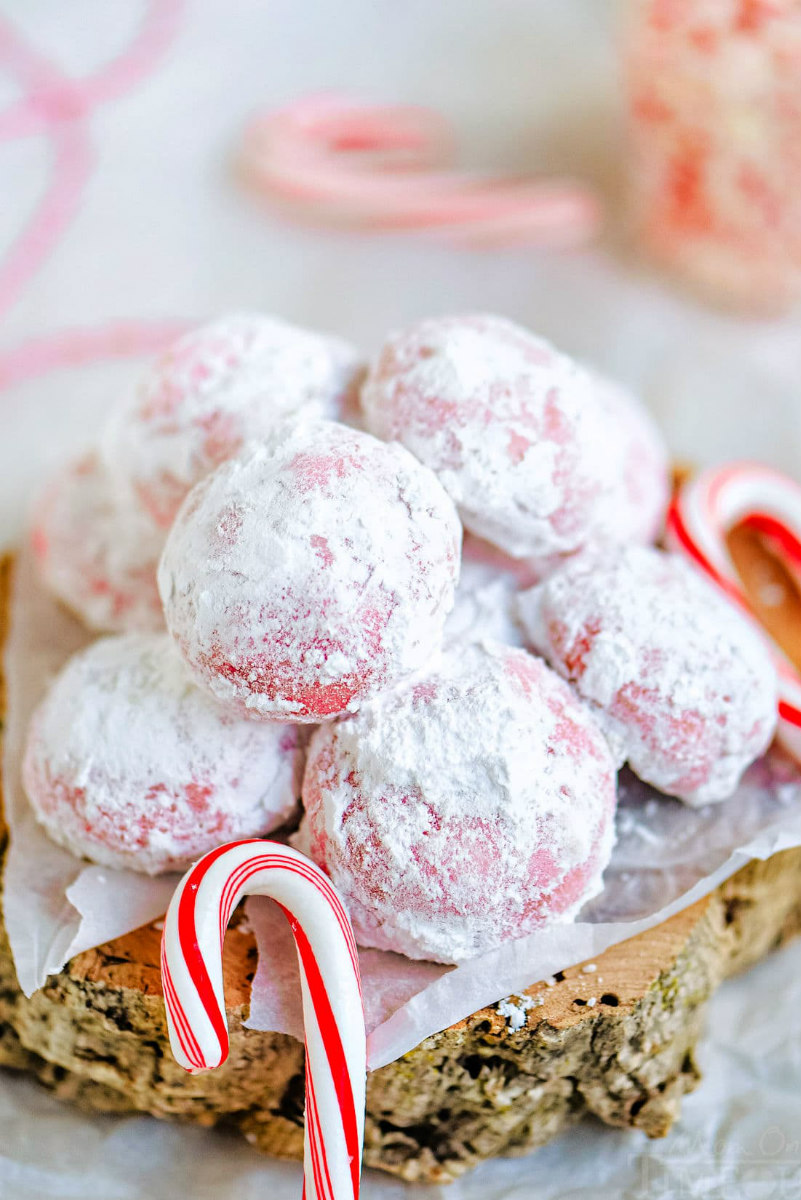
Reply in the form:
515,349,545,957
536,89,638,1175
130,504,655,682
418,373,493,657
0,2,799,1197
1,0,799,546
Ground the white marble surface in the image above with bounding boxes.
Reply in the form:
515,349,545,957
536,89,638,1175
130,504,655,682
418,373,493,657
0,1,799,1196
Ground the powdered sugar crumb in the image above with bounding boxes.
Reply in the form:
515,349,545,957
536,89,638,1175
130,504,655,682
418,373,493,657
497,992,543,1031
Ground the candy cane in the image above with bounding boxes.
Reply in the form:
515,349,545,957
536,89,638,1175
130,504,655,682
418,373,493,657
161,839,366,1200
667,461,801,761
240,94,601,249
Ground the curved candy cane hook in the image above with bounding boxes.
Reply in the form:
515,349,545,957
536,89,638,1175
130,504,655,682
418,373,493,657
161,839,366,1200
667,461,801,762
240,93,601,248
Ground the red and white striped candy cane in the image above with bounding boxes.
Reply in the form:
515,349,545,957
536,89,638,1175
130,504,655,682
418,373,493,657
161,839,365,1200
240,94,600,249
667,461,801,762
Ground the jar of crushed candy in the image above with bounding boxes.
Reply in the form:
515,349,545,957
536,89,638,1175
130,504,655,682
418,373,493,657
624,0,801,314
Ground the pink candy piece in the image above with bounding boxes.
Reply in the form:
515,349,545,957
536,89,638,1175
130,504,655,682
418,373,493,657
23,634,303,875
666,460,801,763
103,313,364,529
518,545,778,806
161,840,365,1199
296,641,617,963
361,314,669,574
625,0,801,312
240,94,600,249
30,452,164,634
158,420,461,723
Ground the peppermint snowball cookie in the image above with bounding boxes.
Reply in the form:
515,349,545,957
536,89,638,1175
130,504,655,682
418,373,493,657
517,547,778,806
31,453,164,634
360,313,668,573
592,373,669,547
158,420,462,723
297,642,617,963
103,313,364,529
22,633,303,875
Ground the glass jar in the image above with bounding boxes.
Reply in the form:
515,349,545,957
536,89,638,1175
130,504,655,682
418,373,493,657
624,0,801,313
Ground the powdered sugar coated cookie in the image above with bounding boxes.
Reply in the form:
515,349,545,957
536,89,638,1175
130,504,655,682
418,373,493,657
297,641,617,963
30,453,164,634
360,314,667,573
158,420,462,723
592,372,669,547
518,546,778,805
103,313,364,528
22,633,303,875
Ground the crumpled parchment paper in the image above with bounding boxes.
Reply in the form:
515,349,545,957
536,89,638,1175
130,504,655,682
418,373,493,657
4,541,800,1072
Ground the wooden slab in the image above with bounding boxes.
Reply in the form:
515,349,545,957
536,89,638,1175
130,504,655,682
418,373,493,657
1,544,800,1184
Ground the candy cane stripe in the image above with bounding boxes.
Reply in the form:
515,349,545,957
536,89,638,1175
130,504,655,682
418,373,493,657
741,513,801,569
307,1062,334,1200
183,849,362,1181
305,1072,325,1200
287,909,361,1197
214,850,360,977
161,840,366,1200
668,462,801,761
214,847,357,954
175,844,236,1060
160,951,202,1070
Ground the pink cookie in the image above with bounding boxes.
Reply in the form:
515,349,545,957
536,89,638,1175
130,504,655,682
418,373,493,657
30,453,164,634
103,313,365,529
296,641,617,963
592,372,669,548
517,546,778,806
360,314,668,573
22,633,303,876
158,420,461,723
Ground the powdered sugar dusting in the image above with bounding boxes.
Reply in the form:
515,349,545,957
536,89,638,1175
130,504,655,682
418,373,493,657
30,452,164,634
296,641,617,963
518,546,778,805
102,312,365,529
158,419,462,723
360,313,668,571
497,992,543,1031
444,555,524,647
591,372,670,547
22,632,303,875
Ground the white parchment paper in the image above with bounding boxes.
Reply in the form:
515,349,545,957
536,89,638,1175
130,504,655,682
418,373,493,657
4,541,800,1072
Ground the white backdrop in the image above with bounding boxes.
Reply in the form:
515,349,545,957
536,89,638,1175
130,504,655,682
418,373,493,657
0,1,799,1196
